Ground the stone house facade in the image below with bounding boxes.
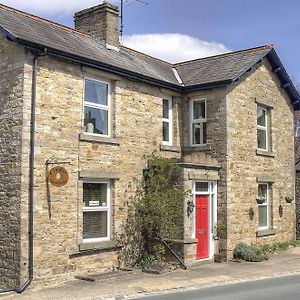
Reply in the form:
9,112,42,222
0,1,299,291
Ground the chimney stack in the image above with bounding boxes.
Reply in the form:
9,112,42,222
74,1,119,49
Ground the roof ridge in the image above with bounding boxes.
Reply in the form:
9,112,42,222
174,44,273,66
0,3,90,37
121,45,173,66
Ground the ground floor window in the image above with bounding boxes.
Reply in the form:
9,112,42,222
83,181,110,242
257,183,269,229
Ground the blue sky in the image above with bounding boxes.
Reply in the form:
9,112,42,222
2,0,300,85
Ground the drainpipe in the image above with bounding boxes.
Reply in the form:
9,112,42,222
16,49,47,293
0,49,45,294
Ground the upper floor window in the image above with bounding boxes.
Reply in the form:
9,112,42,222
84,78,110,137
190,99,206,146
162,98,172,145
257,106,268,151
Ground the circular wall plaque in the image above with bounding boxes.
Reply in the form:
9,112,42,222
48,166,69,187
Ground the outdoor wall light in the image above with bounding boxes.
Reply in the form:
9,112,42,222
187,200,194,217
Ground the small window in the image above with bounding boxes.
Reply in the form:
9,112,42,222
84,79,110,136
257,183,269,229
83,182,110,242
162,98,172,145
190,99,206,146
195,182,209,192
257,106,268,151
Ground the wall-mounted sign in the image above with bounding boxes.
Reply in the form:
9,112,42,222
48,166,69,187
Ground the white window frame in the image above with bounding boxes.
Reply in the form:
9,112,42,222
190,98,207,146
257,105,268,151
257,182,269,230
83,180,111,243
83,77,111,138
162,97,173,145
191,181,217,259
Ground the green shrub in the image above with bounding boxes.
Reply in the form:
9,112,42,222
135,254,158,269
233,243,268,262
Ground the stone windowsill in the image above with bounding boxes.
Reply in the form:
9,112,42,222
79,133,120,145
69,240,120,258
256,228,277,237
256,149,275,158
160,144,181,153
183,145,211,152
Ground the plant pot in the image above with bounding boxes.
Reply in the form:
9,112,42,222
214,253,226,263
285,197,293,203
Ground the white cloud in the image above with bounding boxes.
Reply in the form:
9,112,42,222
1,0,119,17
122,33,230,63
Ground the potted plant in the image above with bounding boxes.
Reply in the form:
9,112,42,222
213,221,226,263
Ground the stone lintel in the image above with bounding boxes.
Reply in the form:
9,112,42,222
256,176,275,183
255,99,274,109
178,162,221,170
188,171,220,181
79,170,120,180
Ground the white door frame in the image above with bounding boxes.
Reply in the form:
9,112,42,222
192,181,217,259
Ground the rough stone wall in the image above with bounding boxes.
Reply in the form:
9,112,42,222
182,88,228,249
0,33,25,288
19,56,183,285
296,172,300,239
226,60,296,255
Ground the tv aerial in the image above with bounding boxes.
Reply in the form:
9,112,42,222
120,0,149,37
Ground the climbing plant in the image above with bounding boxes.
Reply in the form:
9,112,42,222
119,154,189,265
135,154,188,242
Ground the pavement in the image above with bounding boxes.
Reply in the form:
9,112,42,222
1,247,300,300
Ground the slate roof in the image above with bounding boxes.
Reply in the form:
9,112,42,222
0,4,178,86
174,46,272,87
0,3,299,107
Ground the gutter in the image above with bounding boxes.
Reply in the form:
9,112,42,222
15,38,181,92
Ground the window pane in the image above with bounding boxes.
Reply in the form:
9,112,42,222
258,206,268,228
85,80,108,105
193,101,205,119
192,123,201,144
195,182,208,192
83,211,107,239
258,184,267,203
257,129,267,149
257,107,266,127
163,99,169,119
83,183,107,207
203,122,207,144
84,107,108,135
163,121,170,142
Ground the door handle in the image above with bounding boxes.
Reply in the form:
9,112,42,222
198,229,205,235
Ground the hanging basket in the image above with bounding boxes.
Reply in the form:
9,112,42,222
256,198,265,204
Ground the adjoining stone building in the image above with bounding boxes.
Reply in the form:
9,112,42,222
0,1,299,291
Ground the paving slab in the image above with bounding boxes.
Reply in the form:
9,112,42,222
1,247,300,300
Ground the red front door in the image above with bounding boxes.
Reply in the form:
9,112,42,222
195,195,209,259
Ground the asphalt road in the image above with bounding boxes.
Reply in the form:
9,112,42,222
139,274,300,300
